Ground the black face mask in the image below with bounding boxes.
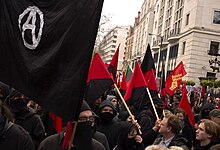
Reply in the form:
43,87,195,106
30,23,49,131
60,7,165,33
100,112,114,122
74,122,94,150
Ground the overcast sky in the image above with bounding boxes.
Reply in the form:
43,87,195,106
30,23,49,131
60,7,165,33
101,0,144,26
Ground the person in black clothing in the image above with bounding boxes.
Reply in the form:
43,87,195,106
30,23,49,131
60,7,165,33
175,108,193,149
0,100,35,150
38,100,105,150
114,121,144,150
97,99,120,150
6,90,45,149
194,119,220,150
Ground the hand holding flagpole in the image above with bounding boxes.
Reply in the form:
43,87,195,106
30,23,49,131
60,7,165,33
113,83,142,134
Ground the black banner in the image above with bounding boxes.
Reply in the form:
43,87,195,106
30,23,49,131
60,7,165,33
0,0,104,120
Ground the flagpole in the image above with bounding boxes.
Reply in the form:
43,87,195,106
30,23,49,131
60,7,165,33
68,122,78,150
146,87,159,120
113,83,142,134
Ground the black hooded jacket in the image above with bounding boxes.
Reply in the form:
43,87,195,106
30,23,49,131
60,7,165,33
114,122,144,150
97,100,120,150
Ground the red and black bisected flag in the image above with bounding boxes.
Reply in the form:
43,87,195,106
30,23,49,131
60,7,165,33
124,62,147,106
141,44,162,108
141,44,156,79
0,0,104,121
85,53,114,106
108,44,120,79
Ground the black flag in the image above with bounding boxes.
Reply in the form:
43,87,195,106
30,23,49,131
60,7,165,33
0,0,104,121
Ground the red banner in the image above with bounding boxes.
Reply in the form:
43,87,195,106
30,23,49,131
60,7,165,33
165,61,186,96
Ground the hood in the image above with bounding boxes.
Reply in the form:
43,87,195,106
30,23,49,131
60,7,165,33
202,102,214,110
98,100,117,116
117,121,135,149
106,95,117,102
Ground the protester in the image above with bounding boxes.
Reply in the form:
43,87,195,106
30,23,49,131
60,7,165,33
93,112,110,150
38,100,105,150
175,109,193,149
194,119,220,150
113,121,144,150
153,114,189,150
6,90,45,149
209,109,220,125
214,97,220,109
90,96,103,115
200,102,215,119
0,100,35,150
97,99,120,150
171,95,181,112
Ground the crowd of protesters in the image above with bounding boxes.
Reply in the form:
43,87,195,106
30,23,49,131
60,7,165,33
1,81,220,150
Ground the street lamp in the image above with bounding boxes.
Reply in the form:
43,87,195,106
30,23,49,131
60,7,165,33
149,33,163,78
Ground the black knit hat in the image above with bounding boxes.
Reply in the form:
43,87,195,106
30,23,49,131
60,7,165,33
80,100,91,112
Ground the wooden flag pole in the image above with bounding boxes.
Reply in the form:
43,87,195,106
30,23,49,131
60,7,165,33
113,83,142,134
68,122,78,150
146,87,159,120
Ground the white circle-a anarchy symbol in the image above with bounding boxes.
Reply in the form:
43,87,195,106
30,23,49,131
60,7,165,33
18,6,44,50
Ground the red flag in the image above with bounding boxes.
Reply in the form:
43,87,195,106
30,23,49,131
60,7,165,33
124,62,147,106
49,112,62,133
120,71,127,96
85,53,114,105
108,44,120,79
165,61,187,96
120,71,127,91
178,82,195,126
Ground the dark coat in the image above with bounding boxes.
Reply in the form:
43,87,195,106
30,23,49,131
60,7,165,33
37,131,105,150
15,107,45,149
136,109,157,147
153,134,189,150
0,121,35,150
181,122,193,149
93,131,110,150
114,122,144,150
97,100,120,150
194,142,219,150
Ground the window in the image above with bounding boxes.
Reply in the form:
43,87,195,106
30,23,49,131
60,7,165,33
206,72,216,78
209,41,219,55
160,49,167,60
186,13,190,25
182,42,186,55
213,11,220,24
113,40,116,43
113,35,117,38
154,53,158,63
169,44,178,58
